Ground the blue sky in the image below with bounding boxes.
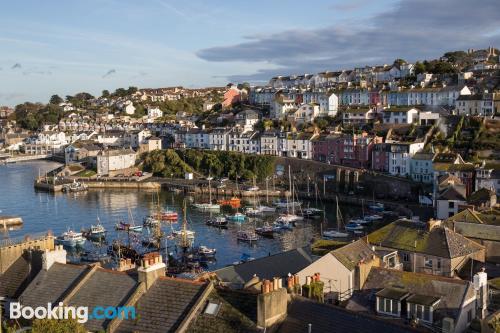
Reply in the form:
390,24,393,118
1,0,499,106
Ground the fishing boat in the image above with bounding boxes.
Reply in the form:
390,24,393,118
62,180,88,193
154,209,178,221
322,198,349,238
236,230,258,242
255,222,275,238
226,212,246,222
193,177,220,211
218,197,241,207
345,222,364,231
206,215,228,228
197,245,216,258
55,229,86,247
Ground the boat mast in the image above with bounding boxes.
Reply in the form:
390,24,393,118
288,165,292,215
265,176,269,204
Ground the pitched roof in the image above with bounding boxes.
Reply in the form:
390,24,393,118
116,277,208,333
438,185,466,201
186,287,259,333
366,219,484,258
66,268,138,332
0,251,42,299
331,240,377,271
19,263,88,308
468,188,496,205
279,296,416,333
348,267,474,323
215,247,314,285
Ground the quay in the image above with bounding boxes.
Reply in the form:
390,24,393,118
0,215,23,229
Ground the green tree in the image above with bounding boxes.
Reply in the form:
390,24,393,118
49,94,63,105
393,58,407,67
414,61,426,75
102,89,110,98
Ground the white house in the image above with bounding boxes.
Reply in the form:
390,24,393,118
387,142,425,177
297,240,380,302
289,103,320,124
280,132,316,159
96,148,137,176
208,128,231,151
147,106,163,119
302,91,339,116
24,131,68,155
382,107,419,124
342,108,376,125
123,102,136,115
436,184,467,219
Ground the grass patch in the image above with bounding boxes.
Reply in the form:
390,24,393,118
311,239,349,256
75,169,96,177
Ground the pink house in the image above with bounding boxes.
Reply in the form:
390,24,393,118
222,85,241,108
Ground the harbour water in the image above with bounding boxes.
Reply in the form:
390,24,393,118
0,161,356,270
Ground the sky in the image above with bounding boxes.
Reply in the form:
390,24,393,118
1,0,499,106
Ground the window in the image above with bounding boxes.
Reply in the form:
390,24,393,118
437,259,441,270
409,303,432,323
448,202,454,209
467,309,472,323
424,257,433,269
378,297,399,316
402,253,410,262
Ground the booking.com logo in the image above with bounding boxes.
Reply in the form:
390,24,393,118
9,302,136,323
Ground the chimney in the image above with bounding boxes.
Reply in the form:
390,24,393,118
427,219,442,231
257,278,287,328
138,252,166,290
473,268,488,319
42,245,67,271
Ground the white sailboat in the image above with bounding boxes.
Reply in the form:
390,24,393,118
192,176,220,210
322,197,349,238
275,165,303,224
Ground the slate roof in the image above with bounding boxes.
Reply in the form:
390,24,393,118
186,287,259,333
278,296,417,333
367,219,484,258
215,247,314,285
0,251,42,299
347,267,474,324
19,263,88,308
438,185,466,201
468,188,496,205
66,268,138,332
116,277,208,333
331,240,377,271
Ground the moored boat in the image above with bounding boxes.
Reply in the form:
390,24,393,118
55,229,86,247
255,222,275,238
206,215,228,228
226,212,246,222
236,230,258,242
345,222,364,231
116,221,143,233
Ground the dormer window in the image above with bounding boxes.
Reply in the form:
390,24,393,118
406,294,440,324
375,288,409,317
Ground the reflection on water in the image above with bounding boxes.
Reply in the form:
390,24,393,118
0,161,357,269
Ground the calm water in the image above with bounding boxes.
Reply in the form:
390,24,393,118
0,161,353,269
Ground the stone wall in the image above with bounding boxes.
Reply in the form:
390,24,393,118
0,236,54,274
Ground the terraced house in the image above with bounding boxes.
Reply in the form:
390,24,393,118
366,219,485,277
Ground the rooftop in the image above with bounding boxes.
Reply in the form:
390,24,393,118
366,219,483,258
